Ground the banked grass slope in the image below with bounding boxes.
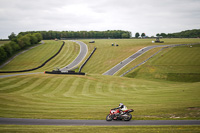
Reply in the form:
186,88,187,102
0,39,199,120
0,73,199,120
126,44,200,82
0,40,80,72
81,38,200,75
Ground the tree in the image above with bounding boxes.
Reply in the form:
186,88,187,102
160,33,167,38
121,33,129,38
17,35,31,48
9,41,20,51
0,47,7,63
156,33,160,37
30,34,38,44
8,32,16,40
34,33,42,42
3,43,13,57
135,32,140,38
0,32,43,64
141,33,146,38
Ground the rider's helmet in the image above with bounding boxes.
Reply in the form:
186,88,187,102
119,103,124,108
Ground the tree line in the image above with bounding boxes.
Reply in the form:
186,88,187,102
0,32,42,64
156,29,200,38
18,30,132,40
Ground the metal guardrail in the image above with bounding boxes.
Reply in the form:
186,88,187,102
79,47,97,73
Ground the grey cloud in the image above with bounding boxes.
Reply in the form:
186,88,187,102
0,0,200,39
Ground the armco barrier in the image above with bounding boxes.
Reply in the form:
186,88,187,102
45,71,85,75
0,41,65,73
79,47,97,73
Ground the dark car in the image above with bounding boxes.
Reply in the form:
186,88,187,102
89,41,95,43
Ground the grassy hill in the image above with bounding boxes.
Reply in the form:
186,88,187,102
0,39,200,121
81,38,200,75
126,44,200,82
0,73,199,120
0,40,80,72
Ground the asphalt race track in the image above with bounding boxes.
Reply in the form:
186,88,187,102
0,72,43,78
60,40,88,71
0,118,199,126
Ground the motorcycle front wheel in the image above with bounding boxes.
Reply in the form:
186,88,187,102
124,114,132,121
106,114,112,121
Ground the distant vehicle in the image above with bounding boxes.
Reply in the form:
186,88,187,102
89,41,95,43
155,37,164,43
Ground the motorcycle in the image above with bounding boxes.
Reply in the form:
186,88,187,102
106,108,134,121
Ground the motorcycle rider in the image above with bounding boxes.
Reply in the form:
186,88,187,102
113,103,128,117
118,103,128,112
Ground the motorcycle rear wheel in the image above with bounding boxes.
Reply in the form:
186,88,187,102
106,114,112,121
124,114,132,121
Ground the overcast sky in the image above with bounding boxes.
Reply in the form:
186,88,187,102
0,0,199,39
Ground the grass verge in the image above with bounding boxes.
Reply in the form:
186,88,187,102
126,44,200,82
0,125,199,133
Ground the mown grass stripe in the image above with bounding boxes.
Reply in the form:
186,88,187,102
46,77,69,97
0,77,38,93
21,77,62,104
81,79,97,98
0,94,58,112
0,77,23,86
54,77,75,98
95,82,110,97
20,77,56,104
40,77,63,97
15,76,52,94
63,78,80,98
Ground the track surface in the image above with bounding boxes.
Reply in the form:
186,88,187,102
0,118,199,126
60,40,88,71
0,72,43,78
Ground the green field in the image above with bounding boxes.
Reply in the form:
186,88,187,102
126,44,200,82
0,125,199,133
0,40,80,72
0,39,200,132
0,73,199,120
1,39,200,74
81,38,200,75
